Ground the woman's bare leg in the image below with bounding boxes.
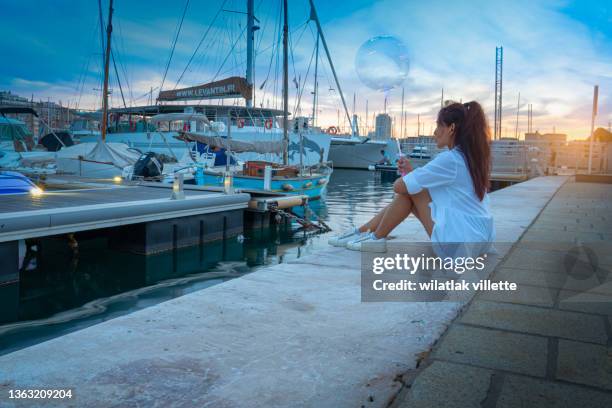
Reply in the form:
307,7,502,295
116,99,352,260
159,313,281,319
371,178,434,239
372,194,414,238
359,204,390,233
410,190,434,237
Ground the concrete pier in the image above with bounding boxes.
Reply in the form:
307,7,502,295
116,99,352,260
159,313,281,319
0,176,568,407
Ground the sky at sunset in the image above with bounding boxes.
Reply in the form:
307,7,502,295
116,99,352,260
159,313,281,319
1,0,610,140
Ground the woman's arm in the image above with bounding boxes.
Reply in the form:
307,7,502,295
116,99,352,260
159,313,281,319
402,151,458,194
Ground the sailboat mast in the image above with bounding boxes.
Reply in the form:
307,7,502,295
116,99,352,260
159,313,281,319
311,30,319,127
282,0,289,165
308,0,354,135
97,0,106,79
246,0,255,108
101,0,113,142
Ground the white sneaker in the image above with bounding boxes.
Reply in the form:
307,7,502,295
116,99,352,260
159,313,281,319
346,232,387,252
328,228,366,247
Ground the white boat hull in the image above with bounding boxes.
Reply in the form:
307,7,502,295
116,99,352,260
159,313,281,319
328,138,398,169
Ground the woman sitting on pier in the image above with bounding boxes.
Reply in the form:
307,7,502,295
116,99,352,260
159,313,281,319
329,101,495,255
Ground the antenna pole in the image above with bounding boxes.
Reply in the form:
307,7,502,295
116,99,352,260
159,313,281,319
494,46,503,140
365,99,369,135
400,87,405,138
514,92,520,139
588,85,598,174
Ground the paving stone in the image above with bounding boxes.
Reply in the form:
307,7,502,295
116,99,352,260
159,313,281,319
460,301,608,344
494,267,612,294
530,220,610,234
433,325,547,377
515,240,612,261
558,290,612,316
396,361,492,408
502,248,567,272
515,241,581,253
476,283,556,307
497,374,612,408
476,279,558,307
507,246,612,274
521,229,608,244
557,340,612,391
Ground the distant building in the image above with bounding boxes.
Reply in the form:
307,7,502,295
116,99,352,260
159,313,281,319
0,91,39,135
524,131,567,144
0,91,30,106
0,90,77,136
375,113,391,140
592,127,612,143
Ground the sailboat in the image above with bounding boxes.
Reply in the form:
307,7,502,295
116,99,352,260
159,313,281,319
76,1,334,171
62,0,140,179
0,105,137,179
179,0,331,199
0,106,56,173
78,0,344,199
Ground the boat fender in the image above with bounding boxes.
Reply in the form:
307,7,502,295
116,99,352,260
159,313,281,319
237,119,245,128
303,181,313,188
317,178,327,185
264,119,273,129
282,183,294,191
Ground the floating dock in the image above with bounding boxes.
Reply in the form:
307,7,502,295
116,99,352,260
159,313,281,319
0,176,570,407
0,184,249,243
0,181,250,287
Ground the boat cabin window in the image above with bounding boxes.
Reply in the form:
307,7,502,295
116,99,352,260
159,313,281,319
108,119,156,133
225,115,277,128
0,121,31,142
70,119,100,132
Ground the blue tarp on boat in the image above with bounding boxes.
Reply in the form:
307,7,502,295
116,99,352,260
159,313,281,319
0,171,37,195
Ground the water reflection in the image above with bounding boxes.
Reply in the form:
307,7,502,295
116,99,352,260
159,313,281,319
0,169,396,355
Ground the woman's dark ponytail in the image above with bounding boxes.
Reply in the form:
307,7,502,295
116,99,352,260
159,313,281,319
437,101,491,200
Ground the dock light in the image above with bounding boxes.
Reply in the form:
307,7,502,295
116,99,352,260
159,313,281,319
30,186,44,197
171,173,185,200
224,171,234,194
113,176,122,183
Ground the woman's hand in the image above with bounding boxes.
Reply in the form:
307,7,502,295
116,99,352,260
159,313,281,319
397,156,413,174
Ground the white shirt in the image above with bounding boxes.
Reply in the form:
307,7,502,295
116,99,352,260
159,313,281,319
402,147,495,257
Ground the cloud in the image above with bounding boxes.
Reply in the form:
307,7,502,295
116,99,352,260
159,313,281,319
304,0,612,138
2,0,610,139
